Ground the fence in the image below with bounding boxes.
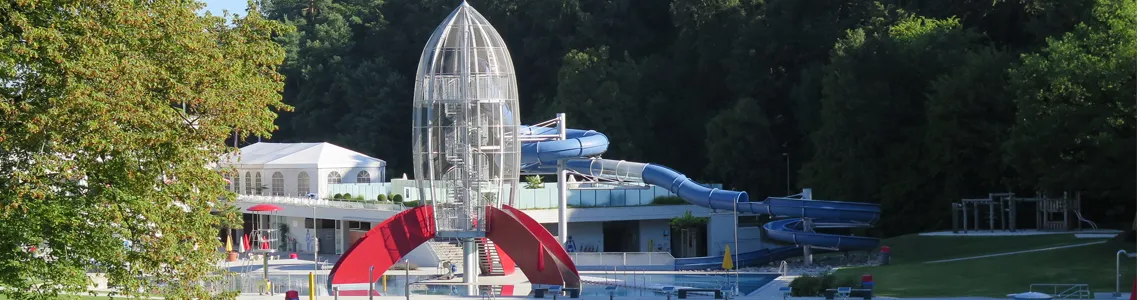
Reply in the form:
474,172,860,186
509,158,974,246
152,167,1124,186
237,195,407,212
568,252,675,269
202,273,331,296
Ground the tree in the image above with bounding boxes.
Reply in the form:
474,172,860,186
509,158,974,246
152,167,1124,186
705,98,784,196
0,1,290,298
1005,0,1136,227
803,14,986,234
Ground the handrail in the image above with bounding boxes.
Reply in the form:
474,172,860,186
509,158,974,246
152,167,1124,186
237,195,408,211
1029,284,1090,299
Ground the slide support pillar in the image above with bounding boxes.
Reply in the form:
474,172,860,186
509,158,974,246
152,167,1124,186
801,189,814,267
463,238,478,284
802,218,814,266
556,112,568,245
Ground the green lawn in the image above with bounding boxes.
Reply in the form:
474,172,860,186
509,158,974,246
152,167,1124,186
878,233,1085,264
834,237,1135,298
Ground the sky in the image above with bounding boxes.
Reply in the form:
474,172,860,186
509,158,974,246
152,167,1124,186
200,0,248,18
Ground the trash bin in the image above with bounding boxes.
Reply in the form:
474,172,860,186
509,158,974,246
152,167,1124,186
861,274,874,289
289,253,298,259
285,290,299,300
879,246,891,266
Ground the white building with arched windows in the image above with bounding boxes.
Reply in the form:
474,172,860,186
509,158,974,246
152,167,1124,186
218,142,386,199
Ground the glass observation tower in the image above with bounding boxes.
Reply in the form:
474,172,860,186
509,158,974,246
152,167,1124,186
411,0,520,282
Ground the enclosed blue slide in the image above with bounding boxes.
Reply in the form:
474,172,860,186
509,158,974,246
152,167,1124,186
518,125,881,269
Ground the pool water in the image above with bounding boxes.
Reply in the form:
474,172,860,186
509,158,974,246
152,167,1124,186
578,274,778,297
372,273,778,297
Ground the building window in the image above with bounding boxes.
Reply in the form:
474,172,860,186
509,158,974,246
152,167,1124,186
254,172,262,195
297,172,310,196
356,171,370,183
348,221,372,231
271,172,284,196
224,173,232,192
244,172,252,195
327,171,342,184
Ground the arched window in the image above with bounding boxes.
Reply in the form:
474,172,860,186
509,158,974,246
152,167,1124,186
223,173,232,192
271,172,284,196
327,171,342,184
297,172,311,196
357,171,371,183
244,172,252,195
254,172,263,195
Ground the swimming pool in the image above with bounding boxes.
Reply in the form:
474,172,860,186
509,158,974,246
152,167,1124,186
370,273,778,297
578,273,778,297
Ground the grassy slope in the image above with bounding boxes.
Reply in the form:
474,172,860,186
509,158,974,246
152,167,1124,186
879,233,1084,264
834,235,1135,298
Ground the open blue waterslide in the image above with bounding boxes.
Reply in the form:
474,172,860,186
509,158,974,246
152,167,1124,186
518,125,881,269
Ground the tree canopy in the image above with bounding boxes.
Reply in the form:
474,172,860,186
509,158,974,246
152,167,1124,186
262,0,1134,236
0,0,289,298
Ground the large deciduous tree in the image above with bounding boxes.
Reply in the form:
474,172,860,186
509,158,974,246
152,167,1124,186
0,1,290,298
1005,0,1136,227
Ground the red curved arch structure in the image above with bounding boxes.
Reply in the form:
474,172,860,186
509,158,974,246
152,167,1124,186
485,205,581,288
327,204,580,295
327,205,436,295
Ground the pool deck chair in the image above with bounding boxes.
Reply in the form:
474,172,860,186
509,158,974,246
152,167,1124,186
548,285,562,300
779,286,792,300
662,286,676,300
837,287,852,300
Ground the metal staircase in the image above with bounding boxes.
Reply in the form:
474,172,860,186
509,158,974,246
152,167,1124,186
429,240,465,269
477,238,506,276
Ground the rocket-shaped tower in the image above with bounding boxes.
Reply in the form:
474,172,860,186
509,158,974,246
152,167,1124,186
328,2,580,295
411,0,521,237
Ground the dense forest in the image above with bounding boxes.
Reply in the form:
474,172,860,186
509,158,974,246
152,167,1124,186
253,0,1135,237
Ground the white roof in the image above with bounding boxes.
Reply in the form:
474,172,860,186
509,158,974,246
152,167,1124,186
220,142,385,169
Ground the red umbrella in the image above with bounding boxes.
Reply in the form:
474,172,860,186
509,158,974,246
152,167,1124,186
247,204,283,212
242,234,251,252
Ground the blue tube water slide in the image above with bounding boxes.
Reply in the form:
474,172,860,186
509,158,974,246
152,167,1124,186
518,125,881,269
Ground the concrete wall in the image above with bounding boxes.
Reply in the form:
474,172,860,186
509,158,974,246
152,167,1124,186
566,222,604,252
707,212,737,256
638,219,671,252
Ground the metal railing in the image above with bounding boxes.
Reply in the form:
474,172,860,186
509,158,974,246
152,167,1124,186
237,195,408,211
1029,284,1091,299
202,273,330,296
568,252,675,266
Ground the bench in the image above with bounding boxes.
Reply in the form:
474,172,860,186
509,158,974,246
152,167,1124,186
677,288,725,299
824,288,873,300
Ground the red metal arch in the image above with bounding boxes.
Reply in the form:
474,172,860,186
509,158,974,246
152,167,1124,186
327,205,436,292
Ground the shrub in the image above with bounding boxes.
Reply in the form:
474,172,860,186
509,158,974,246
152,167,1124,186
333,193,343,199
391,194,404,203
789,274,824,296
789,272,860,297
403,201,421,207
651,195,686,205
669,211,709,229
342,193,352,199
353,194,364,201
525,175,544,189
376,194,387,202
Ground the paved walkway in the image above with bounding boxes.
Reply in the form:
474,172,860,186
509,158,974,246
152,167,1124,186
924,241,1107,264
